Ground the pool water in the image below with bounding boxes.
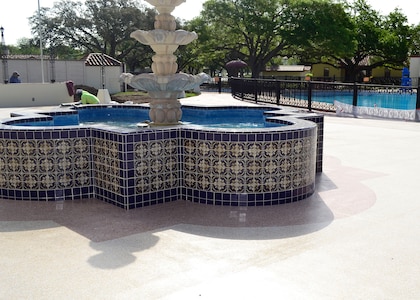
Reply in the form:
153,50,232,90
80,120,280,129
310,91,416,110
80,121,142,129
11,106,285,129
180,107,282,128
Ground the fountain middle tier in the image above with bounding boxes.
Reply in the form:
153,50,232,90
130,29,198,76
120,72,210,125
120,72,209,95
130,29,197,53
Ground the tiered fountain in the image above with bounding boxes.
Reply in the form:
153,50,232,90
120,0,208,125
0,0,323,210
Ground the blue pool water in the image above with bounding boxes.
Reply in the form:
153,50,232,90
180,107,282,128
8,106,285,129
310,91,416,110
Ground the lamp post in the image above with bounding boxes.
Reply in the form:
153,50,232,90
38,0,45,83
49,46,56,83
101,51,105,89
1,26,9,84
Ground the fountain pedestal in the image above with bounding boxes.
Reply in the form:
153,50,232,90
149,98,182,125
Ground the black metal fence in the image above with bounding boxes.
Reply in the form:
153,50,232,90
261,76,403,85
200,79,231,93
230,77,420,113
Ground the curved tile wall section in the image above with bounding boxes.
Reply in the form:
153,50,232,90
180,123,318,206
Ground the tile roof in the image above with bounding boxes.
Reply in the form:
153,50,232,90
85,53,122,66
3,54,51,60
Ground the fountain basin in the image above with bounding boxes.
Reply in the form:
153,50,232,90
0,104,323,209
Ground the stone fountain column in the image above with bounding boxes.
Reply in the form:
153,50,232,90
120,0,208,125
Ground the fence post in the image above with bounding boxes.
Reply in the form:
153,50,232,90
416,79,420,121
276,80,280,105
352,82,358,117
254,79,258,103
307,81,312,111
241,78,245,100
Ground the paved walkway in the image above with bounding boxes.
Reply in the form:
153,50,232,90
1,92,419,299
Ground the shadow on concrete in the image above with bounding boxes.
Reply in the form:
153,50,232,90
0,155,380,243
87,234,160,269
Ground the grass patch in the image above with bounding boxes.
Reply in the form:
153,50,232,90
185,92,199,98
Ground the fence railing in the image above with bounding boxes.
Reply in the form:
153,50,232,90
230,77,420,114
261,76,403,85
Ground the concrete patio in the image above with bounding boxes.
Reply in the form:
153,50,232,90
0,92,419,299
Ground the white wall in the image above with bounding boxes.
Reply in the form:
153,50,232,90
1,59,123,94
0,82,74,107
409,56,420,87
54,60,86,84
86,66,122,94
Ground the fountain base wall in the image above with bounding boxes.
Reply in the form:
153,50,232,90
0,105,323,209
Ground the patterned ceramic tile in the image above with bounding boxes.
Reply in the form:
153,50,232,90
0,109,322,209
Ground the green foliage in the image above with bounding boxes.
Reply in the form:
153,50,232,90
194,0,290,77
184,15,229,75
29,0,156,70
282,0,355,60
333,0,411,81
22,0,414,81
8,39,40,55
410,24,420,56
189,0,356,78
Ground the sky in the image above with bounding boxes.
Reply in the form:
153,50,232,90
0,0,419,46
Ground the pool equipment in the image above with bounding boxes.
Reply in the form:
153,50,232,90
401,67,411,88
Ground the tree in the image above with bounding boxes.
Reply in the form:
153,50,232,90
195,0,288,77
7,39,41,56
327,0,411,82
183,16,227,76
408,24,420,56
190,0,354,78
29,0,157,70
281,0,355,64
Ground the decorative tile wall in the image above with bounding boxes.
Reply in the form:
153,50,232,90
90,129,180,209
0,128,93,200
180,127,317,206
0,110,323,209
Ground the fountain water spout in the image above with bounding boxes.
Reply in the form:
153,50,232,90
121,0,208,125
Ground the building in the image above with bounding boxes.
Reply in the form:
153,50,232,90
409,56,420,86
262,65,312,79
262,62,405,84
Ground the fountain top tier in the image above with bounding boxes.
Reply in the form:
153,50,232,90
129,0,196,77
145,0,186,15
145,0,186,30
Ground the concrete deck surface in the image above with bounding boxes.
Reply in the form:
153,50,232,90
0,92,419,299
